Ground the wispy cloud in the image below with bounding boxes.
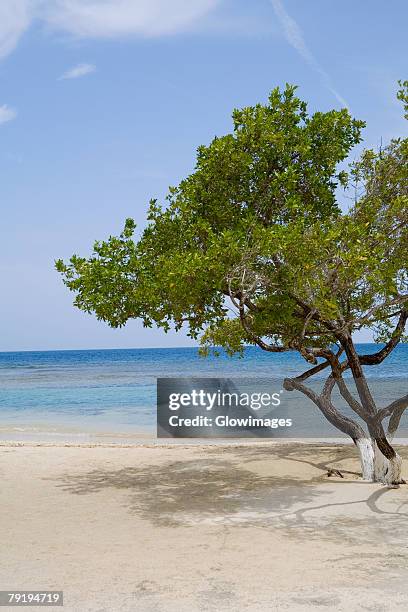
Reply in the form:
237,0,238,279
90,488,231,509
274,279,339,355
0,0,31,60
59,63,96,80
0,104,17,125
0,1,221,62
270,0,348,108
45,0,220,38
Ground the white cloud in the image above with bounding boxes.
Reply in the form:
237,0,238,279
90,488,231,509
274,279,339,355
0,0,31,60
0,104,17,125
44,0,220,38
0,0,221,61
59,62,96,80
270,0,348,108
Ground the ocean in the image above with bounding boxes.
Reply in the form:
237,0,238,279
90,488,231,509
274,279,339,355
0,345,407,441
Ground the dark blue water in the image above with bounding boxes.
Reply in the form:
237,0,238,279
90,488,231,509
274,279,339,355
0,345,406,436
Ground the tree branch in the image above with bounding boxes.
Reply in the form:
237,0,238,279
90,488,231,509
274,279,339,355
283,374,367,441
238,307,288,353
377,394,408,422
359,308,407,365
332,372,368,420
296,360,331,381
388,405,408,438
355,297,408,328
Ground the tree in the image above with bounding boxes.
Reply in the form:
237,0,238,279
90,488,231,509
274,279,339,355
56,85,408,485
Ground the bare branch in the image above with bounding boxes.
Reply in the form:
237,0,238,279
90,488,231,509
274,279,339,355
359,309,408,365
355,297,408,328
296,360,331,381
389,405,408,438
238,307,288,353
377,394,408,422
300,308,317,341
283,374,367,441
333,373,368,420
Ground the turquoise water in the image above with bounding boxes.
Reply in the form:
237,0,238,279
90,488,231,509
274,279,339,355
0,345,407,436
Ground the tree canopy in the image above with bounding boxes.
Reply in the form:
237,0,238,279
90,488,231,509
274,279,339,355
56,86,366,342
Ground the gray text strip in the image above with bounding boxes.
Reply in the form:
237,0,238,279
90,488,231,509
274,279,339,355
0,592,63,606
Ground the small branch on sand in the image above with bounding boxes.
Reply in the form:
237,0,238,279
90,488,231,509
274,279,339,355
327,468,344,478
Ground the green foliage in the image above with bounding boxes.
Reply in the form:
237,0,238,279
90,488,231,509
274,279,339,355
56,84,407,356
397,79,408,119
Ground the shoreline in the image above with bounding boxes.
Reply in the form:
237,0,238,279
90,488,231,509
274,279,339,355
2,422,408,447
2,436,408,448
0,439,352,448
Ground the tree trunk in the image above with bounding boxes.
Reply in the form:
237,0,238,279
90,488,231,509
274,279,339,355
338,335,404,485
374,438,403,485
356,437,403,484
356,438,375,481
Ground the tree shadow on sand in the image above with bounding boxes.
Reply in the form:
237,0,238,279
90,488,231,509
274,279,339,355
54,457,320,527
52,444,408,548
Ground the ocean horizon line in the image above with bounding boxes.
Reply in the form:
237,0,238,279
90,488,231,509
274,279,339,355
0,341,393,356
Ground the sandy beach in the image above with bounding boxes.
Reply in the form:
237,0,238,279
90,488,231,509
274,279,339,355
0,441,407,611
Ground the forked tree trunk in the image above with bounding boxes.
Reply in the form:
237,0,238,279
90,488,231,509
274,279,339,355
341,336,404,485
283,371,404,486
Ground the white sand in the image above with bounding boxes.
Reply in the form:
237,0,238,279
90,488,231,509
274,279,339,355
1,442,407,611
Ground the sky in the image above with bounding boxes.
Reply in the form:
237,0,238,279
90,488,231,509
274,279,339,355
0,0,407,352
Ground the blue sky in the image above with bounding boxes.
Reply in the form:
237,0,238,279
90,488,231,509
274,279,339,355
0,0,407,351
